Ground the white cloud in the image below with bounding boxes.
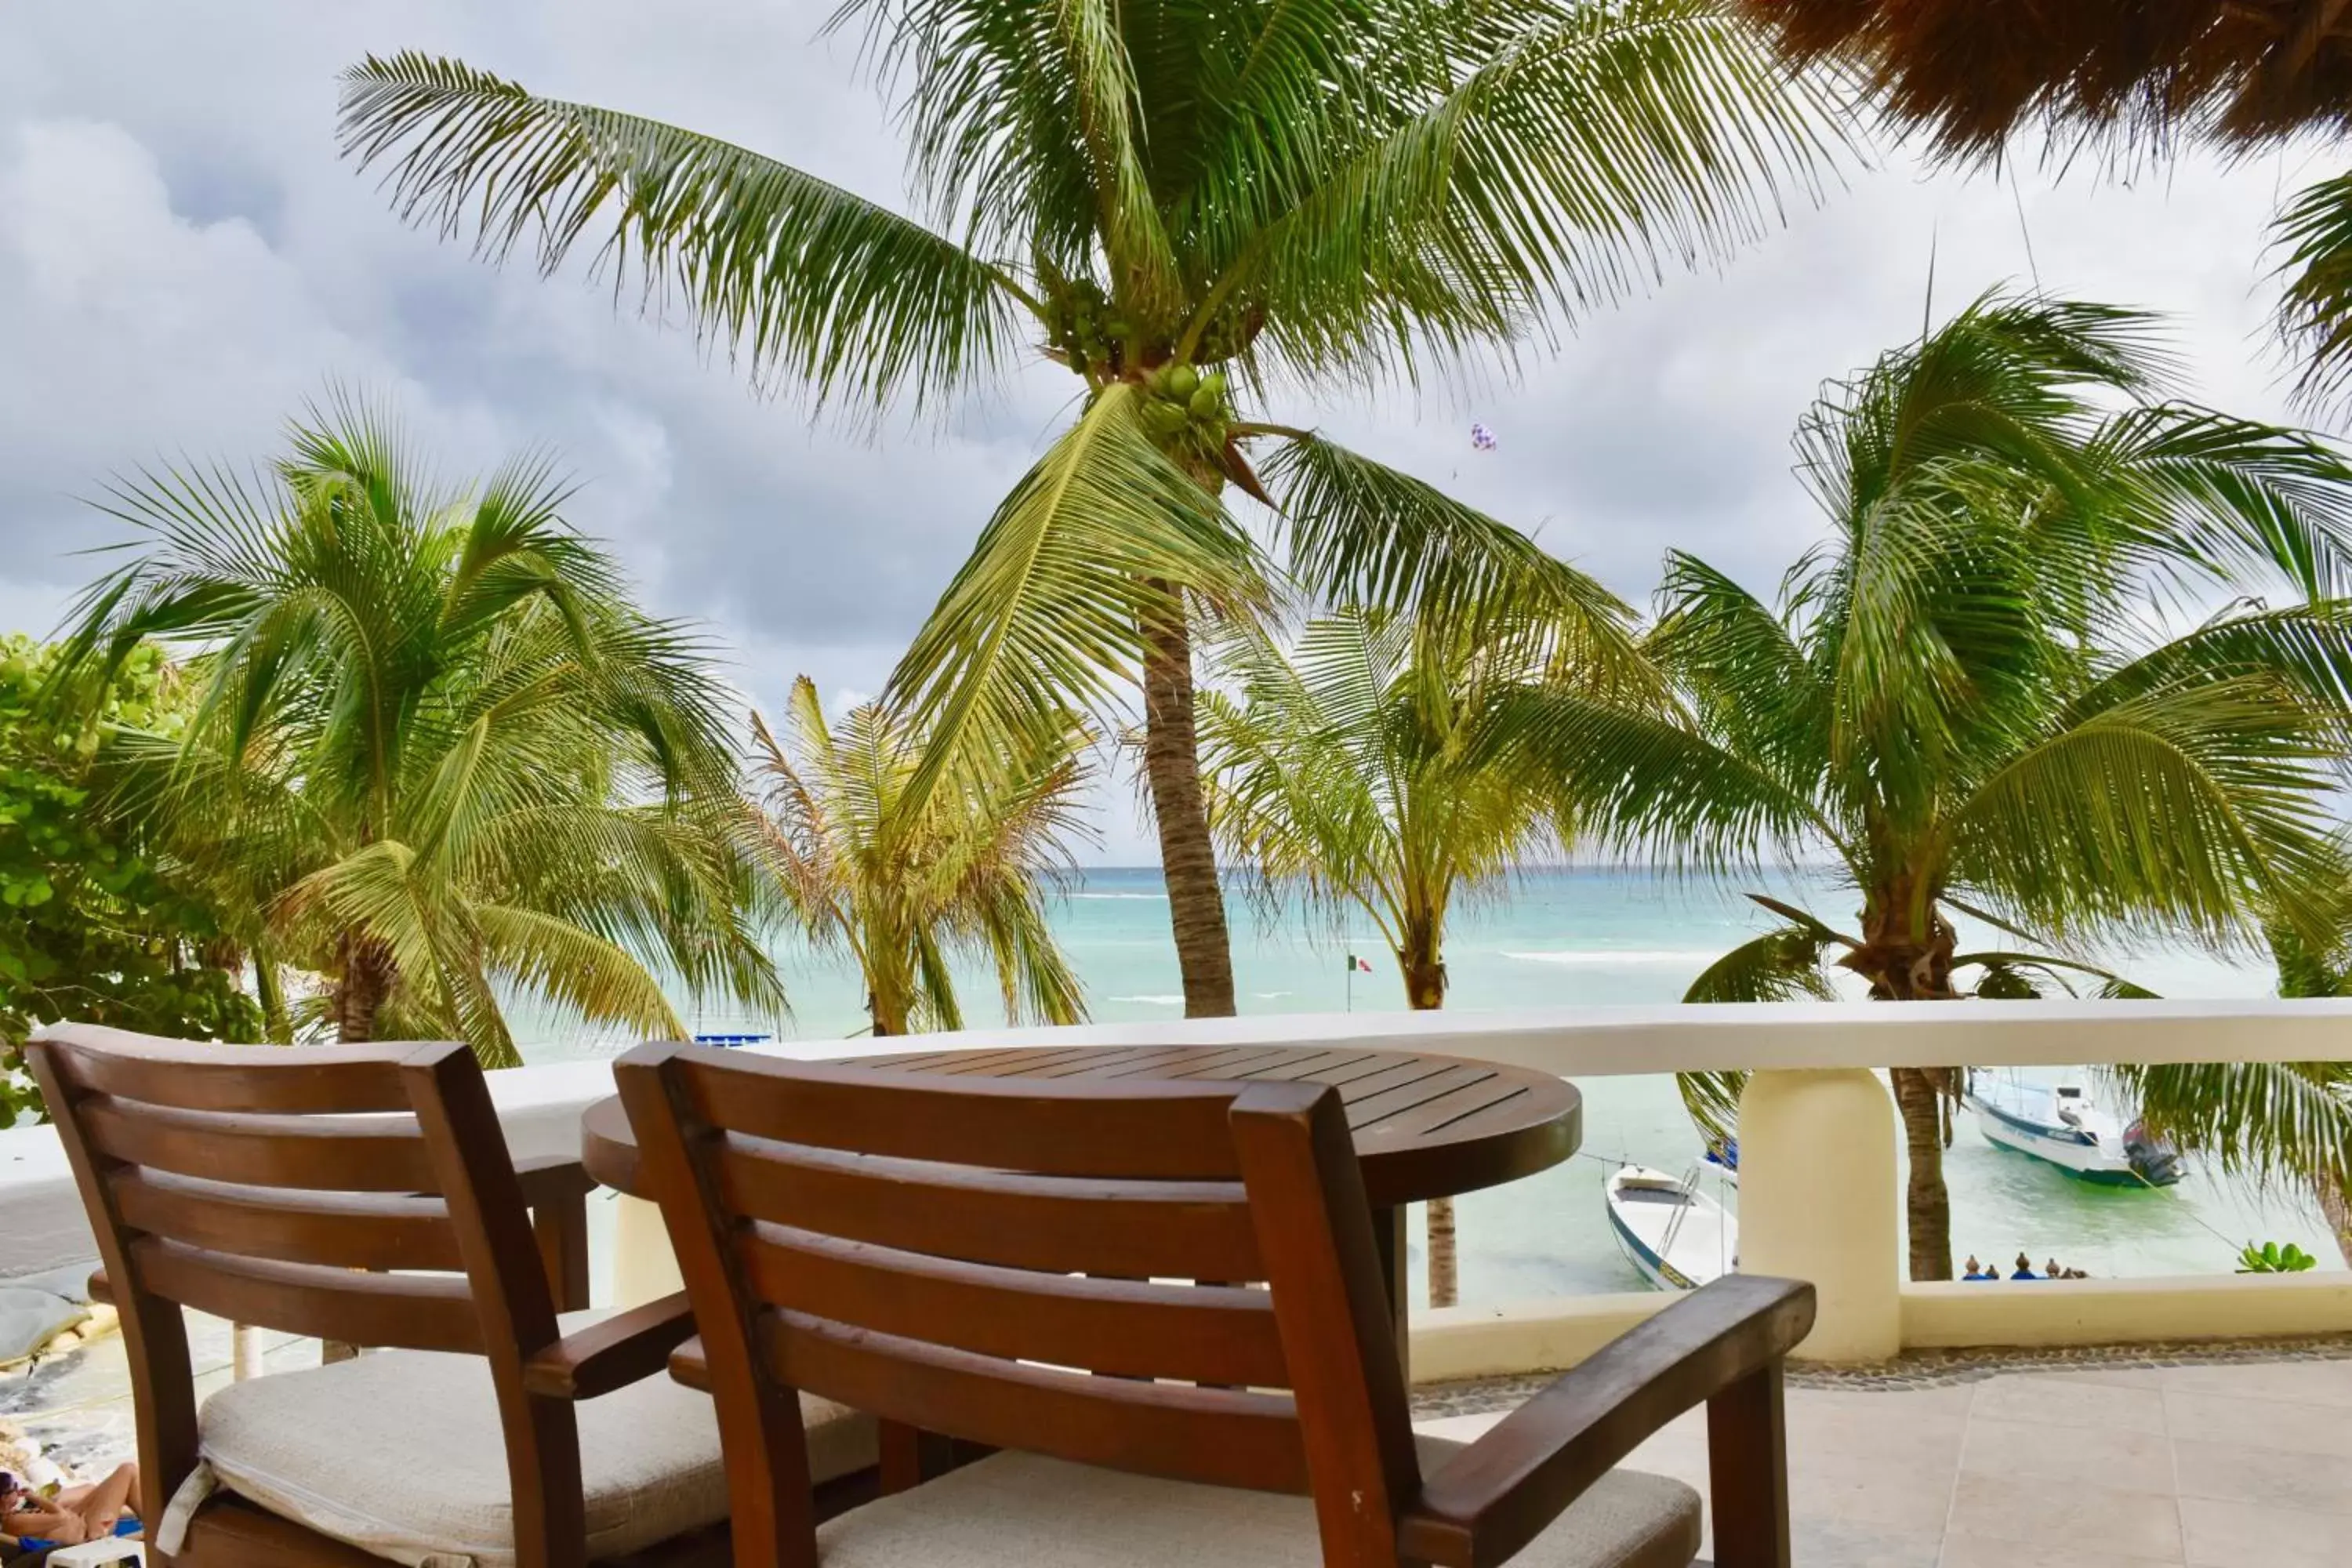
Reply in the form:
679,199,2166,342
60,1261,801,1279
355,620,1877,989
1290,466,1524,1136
1,2,2342,866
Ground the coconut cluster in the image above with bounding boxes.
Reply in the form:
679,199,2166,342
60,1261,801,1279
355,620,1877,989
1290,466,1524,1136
1044,279,1130,379
1138,362,1230,457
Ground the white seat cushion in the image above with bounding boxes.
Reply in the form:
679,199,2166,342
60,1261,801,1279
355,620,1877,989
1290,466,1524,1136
814,1436,1699,1567
196,1331,876,1566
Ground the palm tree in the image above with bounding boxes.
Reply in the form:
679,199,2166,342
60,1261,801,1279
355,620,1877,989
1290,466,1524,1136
750,677,1089,1036
333,0,1846,1017
1508,292,2352,1279
53,400,785,1066
1200,604,1604,1305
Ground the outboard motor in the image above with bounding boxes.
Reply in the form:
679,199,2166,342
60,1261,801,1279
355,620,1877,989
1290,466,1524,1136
2122,1119,2184,1186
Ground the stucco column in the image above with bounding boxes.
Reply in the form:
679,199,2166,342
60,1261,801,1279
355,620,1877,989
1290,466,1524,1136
1737,1067,1901,1362
611,1193,684,1308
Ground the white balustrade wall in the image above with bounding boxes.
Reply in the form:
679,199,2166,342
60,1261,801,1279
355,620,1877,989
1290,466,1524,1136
8,998,2350,1371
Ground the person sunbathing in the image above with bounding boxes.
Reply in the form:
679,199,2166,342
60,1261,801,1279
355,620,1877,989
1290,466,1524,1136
0,1461,140,1546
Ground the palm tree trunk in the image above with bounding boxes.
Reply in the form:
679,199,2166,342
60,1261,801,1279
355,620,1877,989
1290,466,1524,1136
335,935,395,1044
2317,1176,2352,1269
1889,1066,1955,1283
1399,925,1458,1307
327,932,396,1363
1140,588,1236,1018
1849,890,1960,1282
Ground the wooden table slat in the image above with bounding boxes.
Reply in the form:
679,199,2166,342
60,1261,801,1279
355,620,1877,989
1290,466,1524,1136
1338,1065,1497,1130
1377,1080,1534,1142
1314,1056,1465,1105
1236,1051,1386,1084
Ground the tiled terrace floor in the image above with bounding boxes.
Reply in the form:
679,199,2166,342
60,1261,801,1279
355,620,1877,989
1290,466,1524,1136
7,1322,2347,1566
1421,1358,2352,1566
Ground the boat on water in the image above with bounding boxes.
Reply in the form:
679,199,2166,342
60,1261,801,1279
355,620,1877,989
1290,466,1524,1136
1701,1137,1739,1185
1964,1070,2183,1188
1605,1166,1738,1291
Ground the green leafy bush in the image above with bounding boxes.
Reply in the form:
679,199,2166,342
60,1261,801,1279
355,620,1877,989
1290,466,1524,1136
0,637,260,1120
2236,1240,2321,1273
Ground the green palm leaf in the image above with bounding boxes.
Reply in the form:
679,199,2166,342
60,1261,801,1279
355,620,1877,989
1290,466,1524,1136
337,53,1029,419
1258,434,1650,691
2270,170,2352,424
2119,1060,2352,1193
887,384,1269,816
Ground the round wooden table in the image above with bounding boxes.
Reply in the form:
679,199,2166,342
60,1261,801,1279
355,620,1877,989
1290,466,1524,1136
580,1042,1581,1373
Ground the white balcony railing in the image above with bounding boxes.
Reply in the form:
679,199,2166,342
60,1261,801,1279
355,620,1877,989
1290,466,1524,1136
5,998,2349,1373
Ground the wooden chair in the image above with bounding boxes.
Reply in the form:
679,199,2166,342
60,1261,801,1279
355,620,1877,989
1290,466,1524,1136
615,1042,1817,1568
27,1025,877,1568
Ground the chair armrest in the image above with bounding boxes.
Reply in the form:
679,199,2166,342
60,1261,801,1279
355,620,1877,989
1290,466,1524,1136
514,1154,595,1312
524,1291,698,1400
1399,1275,1815,1568
669,1335,710,1391
512,1152,597,1207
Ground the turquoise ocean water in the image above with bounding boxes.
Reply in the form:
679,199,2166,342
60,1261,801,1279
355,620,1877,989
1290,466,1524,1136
525,867,2340,1305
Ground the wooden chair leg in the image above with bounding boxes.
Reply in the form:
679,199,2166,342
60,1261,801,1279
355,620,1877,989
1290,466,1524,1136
1704,1360,1790,1568
534,1189,592,1313
877,1421,958,1494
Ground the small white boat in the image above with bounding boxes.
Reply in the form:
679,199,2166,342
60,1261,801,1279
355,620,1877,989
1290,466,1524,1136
1964,1070,2183,1188
1606,1166,1737,1291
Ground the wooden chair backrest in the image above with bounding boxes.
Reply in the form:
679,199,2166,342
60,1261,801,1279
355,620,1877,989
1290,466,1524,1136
617,1042,1428,1568
28,1025,577,1563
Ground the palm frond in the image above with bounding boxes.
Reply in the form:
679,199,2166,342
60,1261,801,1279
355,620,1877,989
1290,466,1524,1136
1682,924,1838,1002
337,53,1027,419
1675,1069,1751,1152
1481,689,1838,868
1947,681,2340,949
1258,433,1653,694
888,383,1268,818
2270,170,2352,425
2086,404,2352,603
2118,1059,2352,1192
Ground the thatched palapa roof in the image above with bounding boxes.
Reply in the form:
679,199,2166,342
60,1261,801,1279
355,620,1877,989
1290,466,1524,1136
1742,0,2352,157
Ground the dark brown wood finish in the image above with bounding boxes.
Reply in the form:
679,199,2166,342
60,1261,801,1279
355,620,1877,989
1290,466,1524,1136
580,1042,1579,1385
584,1044,1579,1210
614,1041,1813,1568
26,1024,710,1568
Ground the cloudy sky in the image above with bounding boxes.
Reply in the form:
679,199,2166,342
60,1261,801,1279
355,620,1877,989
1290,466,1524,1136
2,2,2339,860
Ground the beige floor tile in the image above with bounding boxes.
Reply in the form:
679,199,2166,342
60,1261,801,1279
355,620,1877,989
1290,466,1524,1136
1797,1383,1979,1429
2159,1359,2352,1410
1958,1414,2176,1495
1939,1533,2181,1568
1968,1372,2169,1435
1787,1517,1943,1566
2173,1436,2352,1517
1789,1448,1962,1535
2165,1389,2352,1458
1791,1397,1972,1471
2180,1495,2348,1567
1947,1472,2183,1563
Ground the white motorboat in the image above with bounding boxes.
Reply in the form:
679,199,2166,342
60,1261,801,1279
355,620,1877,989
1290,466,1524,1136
1605,1165,1737,1291
1964,1070,2183,1188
